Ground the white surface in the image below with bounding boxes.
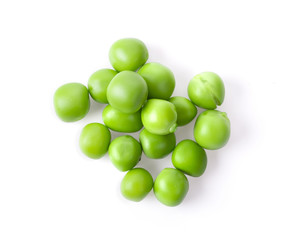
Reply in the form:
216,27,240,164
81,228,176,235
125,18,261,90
0,0,294,239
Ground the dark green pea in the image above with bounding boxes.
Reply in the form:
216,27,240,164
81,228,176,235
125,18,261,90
139,129,176,159
172,139,207,177
169,96,197,126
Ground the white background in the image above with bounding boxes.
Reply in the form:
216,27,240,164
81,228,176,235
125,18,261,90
0,0,294,239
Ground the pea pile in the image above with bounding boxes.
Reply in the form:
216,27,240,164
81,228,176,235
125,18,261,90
53,38,231,207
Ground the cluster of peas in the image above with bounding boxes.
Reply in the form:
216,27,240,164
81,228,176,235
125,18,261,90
53,38,230,207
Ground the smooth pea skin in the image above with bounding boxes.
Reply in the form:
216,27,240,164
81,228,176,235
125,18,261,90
102,105,143,133
188,72,225,109
194,110,230,150
138,62,175,100
141,99,177,135
54,83,90,122
121,168,153,202
79,123,111,159
139,129,176,159
88,68,117,104
154,168,189,207
172,140,207,177
109,38,149,72
169,96,197,126
109,135,142,172
107,71,148,113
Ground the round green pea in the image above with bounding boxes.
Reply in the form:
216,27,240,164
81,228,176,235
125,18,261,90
108,135,142,172
169,96,197,126
141,99,177,135
138,62,175,100
102,105,143,133
194,110,230,150
109,38,148,72
121,168,153,202
79,123,111,159
139,129,176,159
53,82,90,122
172,140,207,177
88,68,117,104
154,168,189,207
188,72,225,109
107,71,148,113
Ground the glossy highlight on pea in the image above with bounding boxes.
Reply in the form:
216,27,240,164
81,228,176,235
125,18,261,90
107,71,148,113
109,38,148,72
194,110,230,150
154,168,189,207
141,99,178,135
109,135,142,172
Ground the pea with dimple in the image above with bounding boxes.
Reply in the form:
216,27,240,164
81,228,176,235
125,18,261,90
188,72,225,110
108,135,142,172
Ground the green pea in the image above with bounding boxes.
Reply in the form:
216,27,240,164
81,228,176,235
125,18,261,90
109,135,142,172
102,105,143,133
154,168,189,207
88,68,117,104
107,71,148,113
54,83,89,122
139,129,176,159
138,62,175,100
141,99,177,135
109,38,148,72
121,168,153,202
79,123,111,159
169,96,197,126
188,72,225,109
194,110,230,150
172,140,207,177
